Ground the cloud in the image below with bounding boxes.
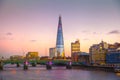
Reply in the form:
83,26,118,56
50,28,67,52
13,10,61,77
6,32,13,36
0,32,13,40
108,30,120,34
30,40,37,42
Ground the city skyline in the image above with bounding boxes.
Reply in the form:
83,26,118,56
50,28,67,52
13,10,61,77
0,0,120,58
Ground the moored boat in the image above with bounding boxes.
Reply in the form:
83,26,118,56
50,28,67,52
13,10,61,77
114,67,120,73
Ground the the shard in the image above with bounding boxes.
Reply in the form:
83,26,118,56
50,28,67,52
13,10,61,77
56,16,65,57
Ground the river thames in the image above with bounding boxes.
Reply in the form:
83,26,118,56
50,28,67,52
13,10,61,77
0,64,120,80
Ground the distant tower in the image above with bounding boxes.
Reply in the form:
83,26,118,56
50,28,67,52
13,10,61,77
56,16,65,57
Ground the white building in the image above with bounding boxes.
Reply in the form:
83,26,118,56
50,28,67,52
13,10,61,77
49,48,56,58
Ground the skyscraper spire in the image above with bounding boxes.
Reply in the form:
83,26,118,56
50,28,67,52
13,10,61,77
58,15,62,26
56,15,65,57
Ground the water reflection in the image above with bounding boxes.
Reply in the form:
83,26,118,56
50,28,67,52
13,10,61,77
116,73,120,76
11,69,16,74
35,69,40,74
0,66,120,80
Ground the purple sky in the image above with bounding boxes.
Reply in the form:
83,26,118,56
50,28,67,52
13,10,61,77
0,0,120,58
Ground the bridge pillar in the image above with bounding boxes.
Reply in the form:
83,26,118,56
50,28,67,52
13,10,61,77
31,62,36,67
66,61,72,69
23,61,28,70
46,61,52,70
0,61,3,70
16,62,20,67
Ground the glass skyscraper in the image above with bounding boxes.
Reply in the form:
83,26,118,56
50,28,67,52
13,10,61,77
56,16,65,57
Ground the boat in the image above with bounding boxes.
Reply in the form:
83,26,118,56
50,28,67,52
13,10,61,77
114,67,120,73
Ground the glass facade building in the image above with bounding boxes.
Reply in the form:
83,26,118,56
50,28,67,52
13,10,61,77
56,16,65,57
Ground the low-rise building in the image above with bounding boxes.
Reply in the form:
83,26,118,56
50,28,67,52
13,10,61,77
106,47,120,67
78,52,89,65
89,41,108,65
72,52,89,64
40,56,49,60
72,52,80,62
26,52,39,59
10,55,23,60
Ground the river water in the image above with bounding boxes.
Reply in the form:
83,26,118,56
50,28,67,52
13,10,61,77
0,64,120,80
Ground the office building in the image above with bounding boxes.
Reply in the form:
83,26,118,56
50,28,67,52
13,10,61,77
56,16,65,58
49,48,56,58
71,40,80,61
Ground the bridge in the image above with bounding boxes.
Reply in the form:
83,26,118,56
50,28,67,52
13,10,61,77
0,59,115,72
0,59,85,70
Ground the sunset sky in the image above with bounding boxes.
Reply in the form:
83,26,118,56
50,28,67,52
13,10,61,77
0,0,120,58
